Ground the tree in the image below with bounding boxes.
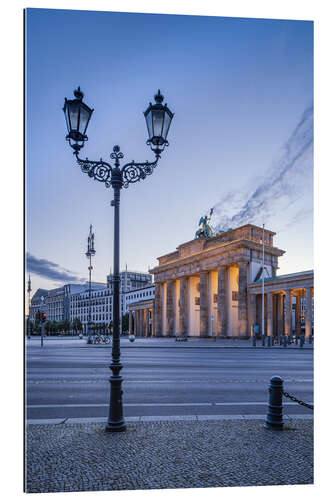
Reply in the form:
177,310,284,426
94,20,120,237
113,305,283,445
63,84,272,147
72,317,83,334
63,319,70,335
122,313,129,333
26,318,33,336
57,320,70,335
34,313,41,334
45,320,53,336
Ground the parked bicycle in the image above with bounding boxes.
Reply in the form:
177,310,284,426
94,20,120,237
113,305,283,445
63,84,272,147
93,334,111,344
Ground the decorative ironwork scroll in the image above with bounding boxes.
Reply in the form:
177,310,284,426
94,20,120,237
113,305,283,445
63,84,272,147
122,158,158,188
75,149,159,189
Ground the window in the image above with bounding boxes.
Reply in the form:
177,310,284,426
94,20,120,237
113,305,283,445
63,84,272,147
232,291,239,301
213,294,218,303
195,297,200,306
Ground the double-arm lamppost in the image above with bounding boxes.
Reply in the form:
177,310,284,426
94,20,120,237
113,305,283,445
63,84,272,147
85,224,96,342
63,87,174,432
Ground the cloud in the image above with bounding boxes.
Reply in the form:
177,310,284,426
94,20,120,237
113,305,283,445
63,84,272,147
26,253,85,283
212,105,313,232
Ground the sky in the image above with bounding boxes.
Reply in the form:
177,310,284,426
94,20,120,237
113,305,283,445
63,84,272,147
25,8,313,297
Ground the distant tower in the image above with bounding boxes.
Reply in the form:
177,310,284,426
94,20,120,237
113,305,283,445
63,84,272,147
86,225,96,338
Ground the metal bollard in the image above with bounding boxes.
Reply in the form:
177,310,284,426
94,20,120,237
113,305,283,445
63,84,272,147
295,335,298,345
265,376,284,430
267,336,271,347
279,336,283,346
283,335,287,348
300,334,305,348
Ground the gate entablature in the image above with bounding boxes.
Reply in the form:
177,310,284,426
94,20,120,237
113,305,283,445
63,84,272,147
150,224,284,284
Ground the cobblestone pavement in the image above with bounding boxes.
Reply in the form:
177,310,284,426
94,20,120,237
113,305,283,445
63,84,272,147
25,418,313,493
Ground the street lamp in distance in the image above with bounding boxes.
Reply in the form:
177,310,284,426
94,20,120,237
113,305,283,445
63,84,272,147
85,224,96,343
63,87,174,432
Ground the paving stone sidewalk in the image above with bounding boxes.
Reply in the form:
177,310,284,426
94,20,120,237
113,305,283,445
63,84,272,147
25,418,313,493
27,336,314,349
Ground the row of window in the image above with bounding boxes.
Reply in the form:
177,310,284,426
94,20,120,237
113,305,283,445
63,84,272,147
71,297,112,305
71,313,111,322
71,306,113,314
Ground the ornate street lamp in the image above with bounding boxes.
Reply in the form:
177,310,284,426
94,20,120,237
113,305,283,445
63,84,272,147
144,89,174,156
63,87,173,432
63,87,94,152
85,224,96,342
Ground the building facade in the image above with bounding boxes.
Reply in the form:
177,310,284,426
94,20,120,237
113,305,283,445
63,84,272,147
70,284,111,332
30,283,103,324
248,270,314,339
29,270,152,332
127,285,155,337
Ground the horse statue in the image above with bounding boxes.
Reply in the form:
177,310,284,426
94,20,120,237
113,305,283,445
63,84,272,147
195,208,215,239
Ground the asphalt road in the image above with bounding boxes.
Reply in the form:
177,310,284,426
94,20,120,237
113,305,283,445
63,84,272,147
26,343,313,421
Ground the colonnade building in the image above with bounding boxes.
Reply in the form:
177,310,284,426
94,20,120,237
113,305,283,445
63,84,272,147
129,224,314,339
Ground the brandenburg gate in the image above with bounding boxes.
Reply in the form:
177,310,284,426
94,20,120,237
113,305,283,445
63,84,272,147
145,223,313,339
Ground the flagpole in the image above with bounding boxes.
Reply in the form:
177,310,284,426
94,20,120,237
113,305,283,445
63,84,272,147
262,223,265,346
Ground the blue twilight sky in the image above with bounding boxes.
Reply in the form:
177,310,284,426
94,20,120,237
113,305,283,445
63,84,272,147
25,8,313,297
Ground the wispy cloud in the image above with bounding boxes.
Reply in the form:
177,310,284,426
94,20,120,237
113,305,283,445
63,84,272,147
26,253,85,284
212,105,313,232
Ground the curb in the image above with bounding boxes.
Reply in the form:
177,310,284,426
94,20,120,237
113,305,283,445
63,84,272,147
26,340,313,350
76,345,314,350
27,414,314,425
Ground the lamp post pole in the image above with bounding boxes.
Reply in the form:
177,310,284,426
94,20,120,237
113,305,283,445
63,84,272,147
88,254,92,337
262,224,265,347
107,157,124,430
63,88,174,432
40,295,45,348
27,275,32,339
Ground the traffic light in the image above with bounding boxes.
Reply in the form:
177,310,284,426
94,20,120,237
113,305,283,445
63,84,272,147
41,312,47,323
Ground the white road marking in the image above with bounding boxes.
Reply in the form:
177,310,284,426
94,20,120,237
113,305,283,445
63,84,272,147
27,378,313,384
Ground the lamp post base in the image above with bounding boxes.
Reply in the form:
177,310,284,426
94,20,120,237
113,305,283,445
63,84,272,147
105,363,126,432
105,421,127,433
